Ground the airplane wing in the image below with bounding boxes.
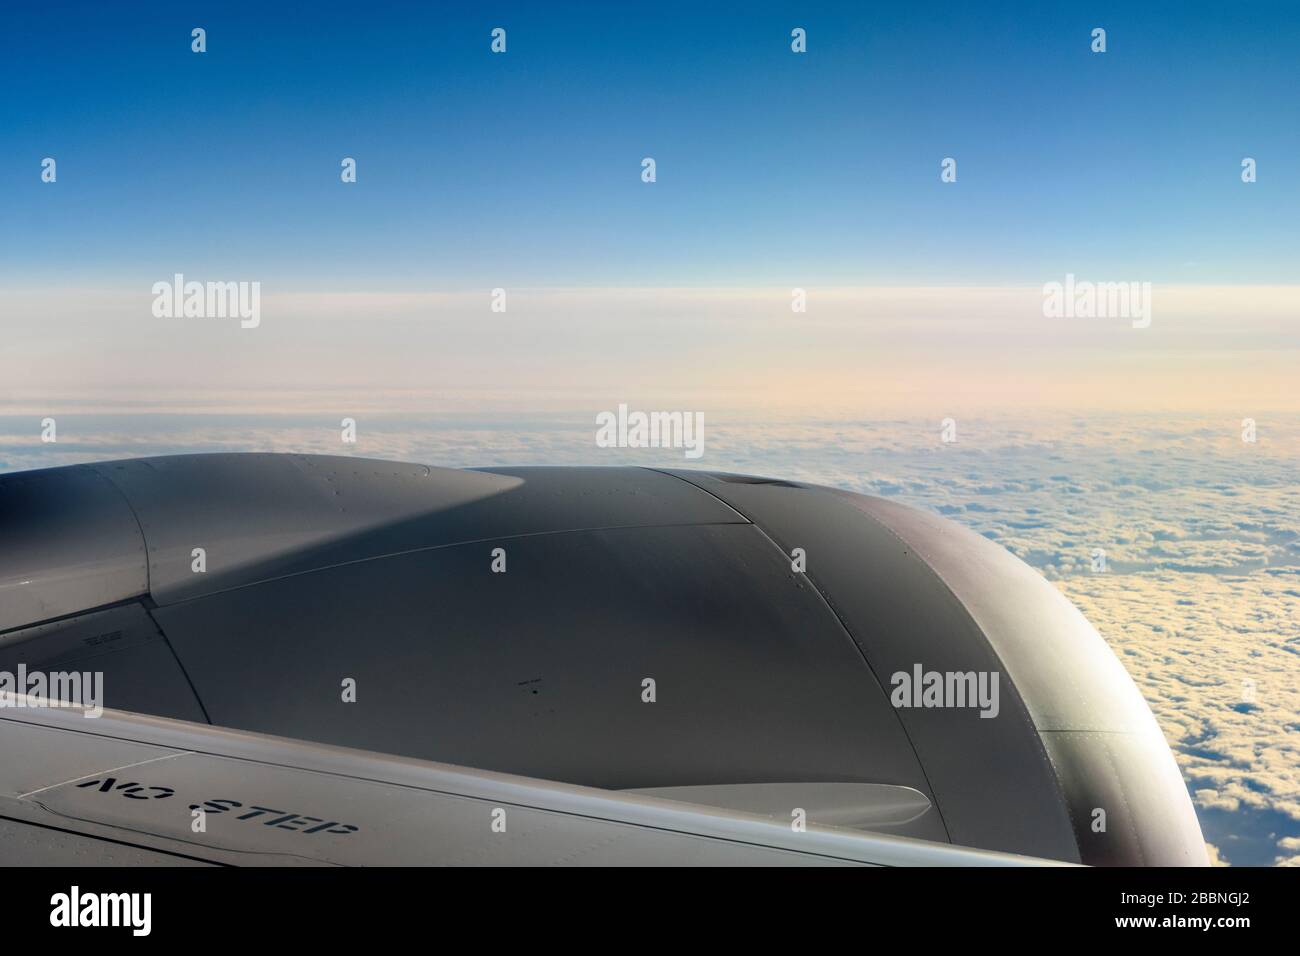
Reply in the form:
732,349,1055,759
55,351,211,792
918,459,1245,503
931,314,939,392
0,697,1064,867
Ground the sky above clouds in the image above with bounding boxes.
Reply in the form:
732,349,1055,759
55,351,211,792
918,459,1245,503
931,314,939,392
2,0,1298,289
2,2,1296,417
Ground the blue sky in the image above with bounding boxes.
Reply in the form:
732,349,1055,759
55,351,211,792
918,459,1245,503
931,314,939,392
3,0,1297,288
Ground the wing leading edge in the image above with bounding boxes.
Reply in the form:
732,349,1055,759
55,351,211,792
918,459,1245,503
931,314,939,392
0,696,1065,867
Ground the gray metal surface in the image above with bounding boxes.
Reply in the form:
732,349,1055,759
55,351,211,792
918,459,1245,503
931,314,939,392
88,456,745,605
0,602,206,723
0,454,1209,865
659,469,1208,866
840,491,1203,866
627,782,936,834
154,524,940,827
0,699,1059,866
0,817,216,867
0,465,148,632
